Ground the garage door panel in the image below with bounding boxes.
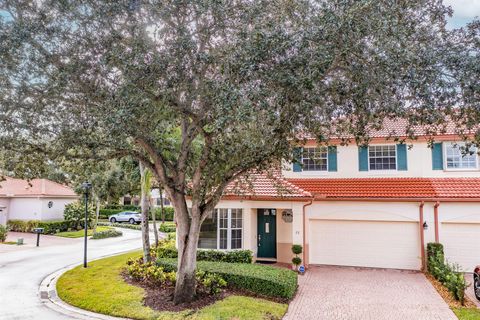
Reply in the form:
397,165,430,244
309,220,421,270
442,223,480,272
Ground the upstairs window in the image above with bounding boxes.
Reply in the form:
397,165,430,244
369,145,396,170
302,147,328,171
445,143,478,170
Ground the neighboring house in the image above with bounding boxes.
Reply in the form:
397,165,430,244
119,189,172,208
192,119,480,272
0,177,78,225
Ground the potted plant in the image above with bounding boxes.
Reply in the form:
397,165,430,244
291,244,303,271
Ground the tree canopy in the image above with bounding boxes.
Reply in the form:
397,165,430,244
0,0,478,303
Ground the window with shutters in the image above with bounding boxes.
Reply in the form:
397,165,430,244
302,147,328,171
368,145,397,170
445,143,478,170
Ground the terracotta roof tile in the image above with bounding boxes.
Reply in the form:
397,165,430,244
223,172,311,200
0,177,77,197
287,178,480,199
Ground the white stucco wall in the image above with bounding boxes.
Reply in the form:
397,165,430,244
282,140,480,179
8,198,43,220
6,197,77,221
40,197,77,221
0,198,9,225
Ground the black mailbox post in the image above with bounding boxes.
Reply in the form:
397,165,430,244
33,228,44,247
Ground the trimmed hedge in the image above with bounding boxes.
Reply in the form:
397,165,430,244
97,221,141,230
159,221,176,233
156,240,253,264
157,258,297,299
427,242,468,304
104,204,140,211
91,229,123,239
7,219,80,234
99,209,126,217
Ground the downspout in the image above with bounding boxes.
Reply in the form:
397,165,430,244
434,201,440,243
419,201,426,271
302,198,313,268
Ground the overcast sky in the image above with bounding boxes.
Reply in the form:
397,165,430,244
445,0,480,28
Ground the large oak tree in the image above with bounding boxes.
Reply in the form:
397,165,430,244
0,0,478,303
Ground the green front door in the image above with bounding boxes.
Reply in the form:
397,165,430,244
257,209,277,259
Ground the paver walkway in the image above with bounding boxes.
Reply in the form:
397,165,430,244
284,265,457,320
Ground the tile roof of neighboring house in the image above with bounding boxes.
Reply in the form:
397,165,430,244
287,178,480,200
300,117,478,140
0,177,78,198
222,172,312,200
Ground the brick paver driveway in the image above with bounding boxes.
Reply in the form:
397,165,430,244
284,266,456,320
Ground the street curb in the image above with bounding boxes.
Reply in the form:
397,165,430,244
39,250,138,320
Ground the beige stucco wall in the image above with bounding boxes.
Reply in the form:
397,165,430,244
276,209,293,263
282,140,480,179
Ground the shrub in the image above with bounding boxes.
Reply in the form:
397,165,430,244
7,219,76,234
152,207,175,221
0,224,8,242
292,244,303,255
159,221,176,233
196,271,227,295
99,208,125,217
91,229,123,239
427,242,468,304
157,258,297,299
97,221,141,230
292,257,301,266
156,239,178,258
126,257,176,286
64,201,95,228
104,204,140,211
156,241,253,264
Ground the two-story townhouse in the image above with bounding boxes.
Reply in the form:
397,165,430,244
189,119,480,272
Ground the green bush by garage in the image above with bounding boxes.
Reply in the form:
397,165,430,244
157,258,297,299
427,242,468,304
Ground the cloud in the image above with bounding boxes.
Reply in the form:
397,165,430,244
444,0,480,28
444,0,480,19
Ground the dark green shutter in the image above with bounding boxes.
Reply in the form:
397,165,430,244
327,146,337,172
292,147,303,172
358,146,369,171
432,142,444,170
396,144,408,171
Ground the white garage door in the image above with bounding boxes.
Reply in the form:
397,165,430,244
309,220,421,270
442,223,480,272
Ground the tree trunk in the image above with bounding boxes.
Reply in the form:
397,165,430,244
139,162,151,263
151,191,159,246
93,197,100,233
173,206,202,304
160,187,165,224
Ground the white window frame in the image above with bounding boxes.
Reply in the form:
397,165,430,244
199,208,243,251
368,145,397,171
444,142,479,171
301,147,328,171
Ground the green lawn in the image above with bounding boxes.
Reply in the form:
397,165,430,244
57,251,288,320
55,226,112,238
453,308,480,320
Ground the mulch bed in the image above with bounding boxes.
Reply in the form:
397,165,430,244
425,272,476,309
123,272,288,312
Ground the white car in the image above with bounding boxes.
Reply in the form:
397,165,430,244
109,211,141,224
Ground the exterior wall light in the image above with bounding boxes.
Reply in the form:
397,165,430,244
423,221,428,230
